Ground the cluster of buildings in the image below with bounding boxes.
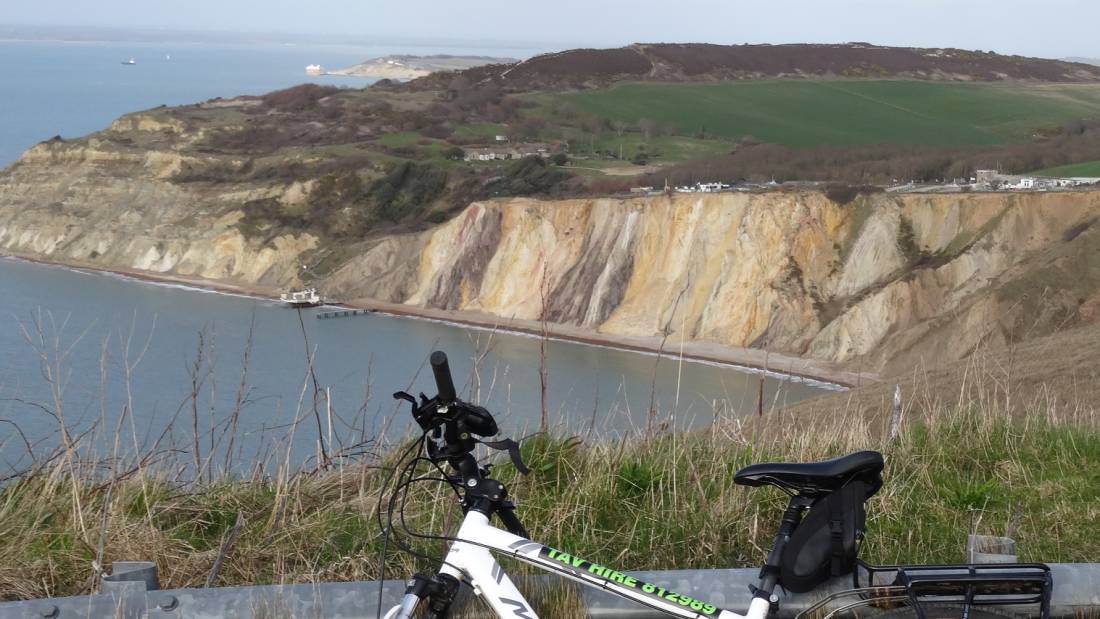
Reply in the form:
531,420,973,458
463,143,553,162
630,180,786,196
623,169,1100,198
892,170,1100,194
461,136,567,162
973,170,1100,191
675,182,732,193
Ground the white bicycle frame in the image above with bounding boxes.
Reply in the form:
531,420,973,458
387,510,771,619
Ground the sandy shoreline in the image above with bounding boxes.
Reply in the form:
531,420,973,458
1,251,870,388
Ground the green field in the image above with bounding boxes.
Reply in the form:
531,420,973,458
1034,159,1100,176
558,81,1100,148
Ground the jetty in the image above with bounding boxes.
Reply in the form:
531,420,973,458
317,308,373,320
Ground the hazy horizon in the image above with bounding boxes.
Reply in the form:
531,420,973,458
2,0,1098,60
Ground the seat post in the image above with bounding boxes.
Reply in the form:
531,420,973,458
757,495,815,596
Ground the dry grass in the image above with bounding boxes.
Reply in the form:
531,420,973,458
1,317,1098,602
2,378,1098,600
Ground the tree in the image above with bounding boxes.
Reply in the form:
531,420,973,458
638,118,658,142
446,75,472,101
443,146,466,161
509,117,546,141
550,152,569,166
612,120,628,137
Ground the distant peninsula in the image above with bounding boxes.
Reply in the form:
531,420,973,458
329,54,517,80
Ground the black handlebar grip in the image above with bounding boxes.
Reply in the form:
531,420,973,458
430,351,457,404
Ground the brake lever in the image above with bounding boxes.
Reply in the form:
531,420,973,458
393,391,417,406
480,438,530,476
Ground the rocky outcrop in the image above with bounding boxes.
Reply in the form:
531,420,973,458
3,136,1099,374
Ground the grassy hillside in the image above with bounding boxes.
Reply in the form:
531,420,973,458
1034,159,1100,176
422,43,1100,92
556,81,1100,147
3,401,1096,599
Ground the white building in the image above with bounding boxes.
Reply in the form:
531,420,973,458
462,143,551,162
464,148,512,162
675,182,732,193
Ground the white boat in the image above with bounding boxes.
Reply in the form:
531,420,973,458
121,58,136,65
305,64,323,75
280,288,323,307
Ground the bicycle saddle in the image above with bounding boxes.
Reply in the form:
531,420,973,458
734,450,884,497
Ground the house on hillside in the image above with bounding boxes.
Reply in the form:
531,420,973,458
512,143,551,158
463,148,512,161
463,142,552,162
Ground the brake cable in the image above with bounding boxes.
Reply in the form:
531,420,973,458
375,432,433,619
376,363,533,618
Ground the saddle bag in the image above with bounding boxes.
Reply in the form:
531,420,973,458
778,480,870,593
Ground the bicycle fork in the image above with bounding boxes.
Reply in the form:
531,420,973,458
387,572,462,619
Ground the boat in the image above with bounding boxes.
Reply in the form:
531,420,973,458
305,64,323,75
280,288,323,308
121,58,136,65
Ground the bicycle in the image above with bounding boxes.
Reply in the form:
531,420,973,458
379,351,1052,619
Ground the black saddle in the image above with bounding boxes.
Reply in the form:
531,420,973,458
734,450,884,497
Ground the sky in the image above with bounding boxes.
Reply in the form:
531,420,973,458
2,0,1098,59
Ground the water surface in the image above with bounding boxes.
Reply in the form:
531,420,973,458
0,39,539,166
0,258,829,473
0,38,829,474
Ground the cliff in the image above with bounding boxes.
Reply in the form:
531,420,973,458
0,138,318,287
3,135,1099,376
334,191,1100,375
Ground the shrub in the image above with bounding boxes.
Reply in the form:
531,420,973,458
261,84,341,113
824,184,861,205
419,124,454,140
426,211,450,224
896,215,924,263
485,157,573,197
369,162,449,223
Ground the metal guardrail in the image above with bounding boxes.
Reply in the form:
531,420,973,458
2,561,1099,618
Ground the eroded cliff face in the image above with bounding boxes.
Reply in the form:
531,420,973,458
0,138,317,287
3,135,1099,374
380,191,1100,374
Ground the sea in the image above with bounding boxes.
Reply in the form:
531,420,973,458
0,38,539,167
0,38,830,475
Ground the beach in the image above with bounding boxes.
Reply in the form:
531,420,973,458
0,249,862,388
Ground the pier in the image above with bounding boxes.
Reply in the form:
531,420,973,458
316,308,373,320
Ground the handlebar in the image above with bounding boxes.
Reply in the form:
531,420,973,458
397,351,498,443
430,351,457,405
391,350,529,490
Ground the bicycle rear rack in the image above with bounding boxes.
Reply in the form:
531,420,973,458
796,561,1052,618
